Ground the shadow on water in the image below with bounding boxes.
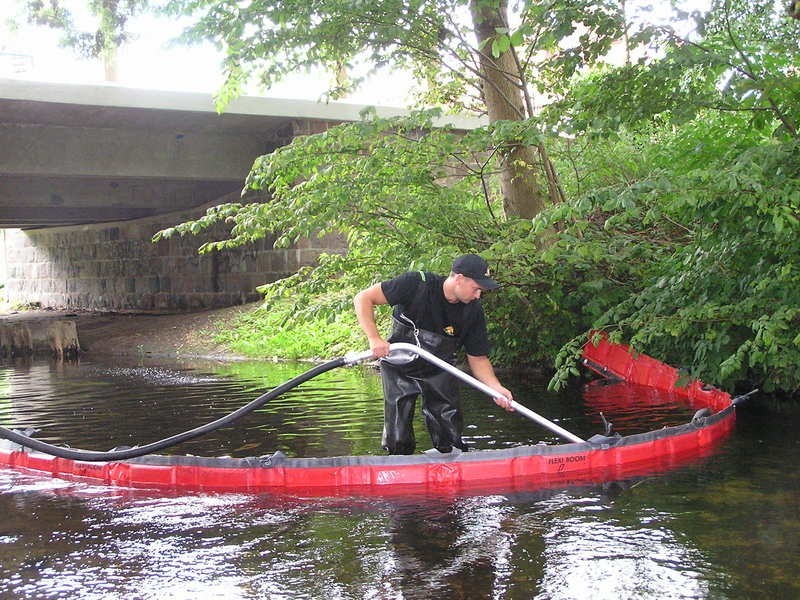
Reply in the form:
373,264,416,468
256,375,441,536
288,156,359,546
1,356,799,599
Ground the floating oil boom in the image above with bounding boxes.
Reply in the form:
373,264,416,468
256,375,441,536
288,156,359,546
0,337,745,495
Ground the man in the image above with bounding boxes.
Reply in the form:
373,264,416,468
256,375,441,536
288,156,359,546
354,253,514,455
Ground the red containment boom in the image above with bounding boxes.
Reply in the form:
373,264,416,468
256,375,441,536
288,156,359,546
0,337,736,496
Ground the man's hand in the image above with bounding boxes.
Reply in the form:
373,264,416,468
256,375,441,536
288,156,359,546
369,337,391,359
493,389,515,412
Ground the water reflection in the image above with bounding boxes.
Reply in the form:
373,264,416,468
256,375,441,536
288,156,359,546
0,466,728,600
0,357,389,458
582,379,699,434
537,501,712,598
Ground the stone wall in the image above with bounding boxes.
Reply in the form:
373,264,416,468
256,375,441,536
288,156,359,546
2,206,345,312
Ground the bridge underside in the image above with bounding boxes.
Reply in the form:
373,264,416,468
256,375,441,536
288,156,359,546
0,175,241,228
0,82,303,229
1,79,481,230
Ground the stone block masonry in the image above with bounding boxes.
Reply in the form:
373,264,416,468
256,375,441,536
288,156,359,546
2,204,345,313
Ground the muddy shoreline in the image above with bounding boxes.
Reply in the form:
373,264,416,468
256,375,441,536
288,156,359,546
1,304,255,361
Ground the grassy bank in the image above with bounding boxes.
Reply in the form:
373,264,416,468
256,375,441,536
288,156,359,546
212,299,387,360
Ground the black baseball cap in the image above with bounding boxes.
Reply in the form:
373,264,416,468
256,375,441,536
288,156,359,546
451,254,500,290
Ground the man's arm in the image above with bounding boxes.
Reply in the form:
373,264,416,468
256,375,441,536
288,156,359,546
354,283,392,358
467,354,514,411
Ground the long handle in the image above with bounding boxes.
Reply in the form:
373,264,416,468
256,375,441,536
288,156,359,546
345,342,585,444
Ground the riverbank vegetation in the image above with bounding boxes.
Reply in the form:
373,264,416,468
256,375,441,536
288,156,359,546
157,0,800,395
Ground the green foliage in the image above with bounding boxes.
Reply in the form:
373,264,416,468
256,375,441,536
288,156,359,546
165,0,470,106
155,108,537,322
552,110,772,198
546,136,800,393
165,107,800,396
165,0,644,115
547,58,720,134
25,0,149,58
479,166,675,370
521,0,636,94
214,297,374,359
159,0,800,398
612,139,800,392
549,0,800,137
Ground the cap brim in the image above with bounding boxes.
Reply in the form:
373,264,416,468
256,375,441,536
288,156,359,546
474,277,500,291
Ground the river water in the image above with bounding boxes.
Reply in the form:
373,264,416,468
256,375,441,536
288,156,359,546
0,356,798,599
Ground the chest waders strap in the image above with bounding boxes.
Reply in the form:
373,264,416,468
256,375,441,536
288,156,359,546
393,271,428,346
387,271,458,365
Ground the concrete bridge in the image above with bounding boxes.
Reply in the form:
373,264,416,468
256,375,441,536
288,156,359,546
0,78,481,314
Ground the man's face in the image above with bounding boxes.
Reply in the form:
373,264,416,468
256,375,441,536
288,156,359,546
452,274,484,303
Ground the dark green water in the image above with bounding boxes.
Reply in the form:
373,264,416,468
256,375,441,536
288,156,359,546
0,356,798,599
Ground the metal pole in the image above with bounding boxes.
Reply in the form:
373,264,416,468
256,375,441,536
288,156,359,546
345,342,585,444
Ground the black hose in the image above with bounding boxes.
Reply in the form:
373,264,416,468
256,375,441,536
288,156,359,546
0,356,348,462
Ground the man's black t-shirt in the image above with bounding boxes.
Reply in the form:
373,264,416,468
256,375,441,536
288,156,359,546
381,271,491,357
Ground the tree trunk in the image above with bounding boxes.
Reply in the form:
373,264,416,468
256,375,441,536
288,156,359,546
103,49,118,81
99,6,118,82
469,0,548,220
